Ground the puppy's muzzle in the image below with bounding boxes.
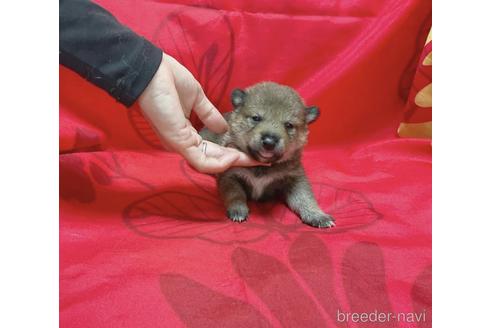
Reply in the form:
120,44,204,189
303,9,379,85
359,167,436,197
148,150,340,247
261,133,279,151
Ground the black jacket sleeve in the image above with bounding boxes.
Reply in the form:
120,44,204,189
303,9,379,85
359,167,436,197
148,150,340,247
59,0,163,107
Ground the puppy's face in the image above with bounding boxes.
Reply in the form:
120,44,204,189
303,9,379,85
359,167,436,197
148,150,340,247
228,82,319,163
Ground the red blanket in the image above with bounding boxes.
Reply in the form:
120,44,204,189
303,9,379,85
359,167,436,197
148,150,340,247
60,1,432,327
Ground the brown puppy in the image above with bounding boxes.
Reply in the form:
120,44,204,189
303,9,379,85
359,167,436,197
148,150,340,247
200,82,335,228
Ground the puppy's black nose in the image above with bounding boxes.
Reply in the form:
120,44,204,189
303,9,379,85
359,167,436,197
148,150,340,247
261,134,279,151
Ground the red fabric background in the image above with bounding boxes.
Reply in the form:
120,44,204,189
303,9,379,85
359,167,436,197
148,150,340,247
60,1,432,327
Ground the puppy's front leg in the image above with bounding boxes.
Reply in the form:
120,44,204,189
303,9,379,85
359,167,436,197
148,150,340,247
285,176,335,228
218,174,249,222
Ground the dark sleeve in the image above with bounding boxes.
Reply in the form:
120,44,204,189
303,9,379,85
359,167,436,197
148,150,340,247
59,0,163,107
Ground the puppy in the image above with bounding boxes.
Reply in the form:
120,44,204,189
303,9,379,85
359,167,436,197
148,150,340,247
200,82,335,228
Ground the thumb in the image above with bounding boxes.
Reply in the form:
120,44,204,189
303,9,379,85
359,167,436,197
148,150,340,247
193,87,228,134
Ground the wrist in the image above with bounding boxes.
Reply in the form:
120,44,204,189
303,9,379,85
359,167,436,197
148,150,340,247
138,54,169,108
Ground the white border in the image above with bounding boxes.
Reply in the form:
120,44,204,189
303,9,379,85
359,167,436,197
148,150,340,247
434,0,492,327
2,1,492,327
0,1,59,327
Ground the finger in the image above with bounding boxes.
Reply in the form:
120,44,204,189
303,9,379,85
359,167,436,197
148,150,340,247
187,123,202,147
183,145,240,174
193,87,228,134
199,141,224,157
231,150,270,167
186,120,198,135
198,142,268,168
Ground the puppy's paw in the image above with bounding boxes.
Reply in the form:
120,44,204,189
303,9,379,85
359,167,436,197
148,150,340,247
227,203,249,223
302,213,336,229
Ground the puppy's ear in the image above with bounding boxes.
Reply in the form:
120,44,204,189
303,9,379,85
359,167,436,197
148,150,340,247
305,106,320,124
231,89,247,109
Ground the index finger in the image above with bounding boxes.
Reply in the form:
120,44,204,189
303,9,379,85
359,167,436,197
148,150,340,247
182,144,240,174
200,142,267,168
231,150,270,167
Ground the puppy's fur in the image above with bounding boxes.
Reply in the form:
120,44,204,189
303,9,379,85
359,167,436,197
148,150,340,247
200,82,335,228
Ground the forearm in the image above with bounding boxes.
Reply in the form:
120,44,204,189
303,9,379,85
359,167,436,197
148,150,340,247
59,0,162,107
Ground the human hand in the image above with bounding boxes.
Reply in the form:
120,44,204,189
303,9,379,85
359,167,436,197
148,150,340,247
138,53,264,173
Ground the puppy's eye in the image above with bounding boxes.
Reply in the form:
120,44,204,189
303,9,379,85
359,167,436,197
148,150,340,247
284,122,294,130
251,115,262,122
